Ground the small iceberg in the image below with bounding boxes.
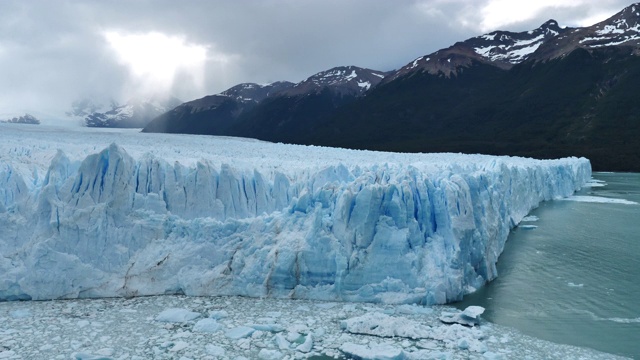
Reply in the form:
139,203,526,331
440,306,485,327
519,225,538,230
155,308,201,323
558,195,638,205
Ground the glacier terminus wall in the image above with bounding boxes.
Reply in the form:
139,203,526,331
0,125,591,304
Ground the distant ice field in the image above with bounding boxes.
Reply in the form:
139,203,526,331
0,123,582,177
0,123,590,304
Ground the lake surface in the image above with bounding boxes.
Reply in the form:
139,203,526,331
456,172,640,358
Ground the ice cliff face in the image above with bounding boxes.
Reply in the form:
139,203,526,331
0,126,591,303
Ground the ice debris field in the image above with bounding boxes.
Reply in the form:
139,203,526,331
0,124,591,304
0,295,625,359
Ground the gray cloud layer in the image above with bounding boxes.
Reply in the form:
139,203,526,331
0,0,631,122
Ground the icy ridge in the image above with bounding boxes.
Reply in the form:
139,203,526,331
0,143,590,303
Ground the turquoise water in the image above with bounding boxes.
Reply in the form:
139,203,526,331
456,172,640,359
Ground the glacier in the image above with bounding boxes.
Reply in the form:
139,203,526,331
0,124,591,303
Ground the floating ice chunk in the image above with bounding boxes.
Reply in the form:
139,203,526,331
296,333,313,353
405,349,452,360
275,333,291,350
193,318,220,333
258,349,283,360
519,225,537,230
521,215,539,222
483,351,506,359
558,195,638,205
249,323,285,332
583,179,606,187
458,338,470,349
567,282,584,287
73,353,113,360
340,312,430,339
605,317,640,323
95,349,114,356
340,342,405,360
463,306,485,319
155,308,201,323
440,306,485,326
315,302,338,309
396,304,434,315
208,310,228,319
225,326,255,339
205,344,225,356
9,309,30,318
431,323,486,352
168,340,189,352
415,339,439,349
0,351,17,359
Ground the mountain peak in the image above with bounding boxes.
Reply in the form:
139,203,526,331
527,2,640,61
221,81,295,103
619,2,640,17
281,66,387,97
387,3,640,82
385,20,566,82
539,19,561,31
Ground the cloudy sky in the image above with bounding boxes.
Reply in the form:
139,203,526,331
0,0,632,122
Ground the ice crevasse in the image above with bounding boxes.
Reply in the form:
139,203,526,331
0,138,591,303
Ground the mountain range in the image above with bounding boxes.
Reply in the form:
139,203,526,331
1,114,40,125
69,96,181,128
142,3,640,171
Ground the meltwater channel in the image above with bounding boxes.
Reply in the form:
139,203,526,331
456,172,640,358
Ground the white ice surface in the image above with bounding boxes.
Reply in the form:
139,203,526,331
0,295,624,359
0,124,591,303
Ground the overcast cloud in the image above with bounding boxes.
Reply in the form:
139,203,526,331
0,0,632,123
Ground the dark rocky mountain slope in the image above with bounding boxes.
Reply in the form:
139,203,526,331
142,66,387,138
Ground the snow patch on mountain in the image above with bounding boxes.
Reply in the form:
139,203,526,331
473,34,546,63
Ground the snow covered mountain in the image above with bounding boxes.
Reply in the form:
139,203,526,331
0,114,40,125
388,3,640,81
66,98,115,120
530,3,640,61
83,96,182,128
385,20,565,81
220,81,295,103
142,66,385,135
0,125,590,303
142,82,294,134
280,65,387,96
